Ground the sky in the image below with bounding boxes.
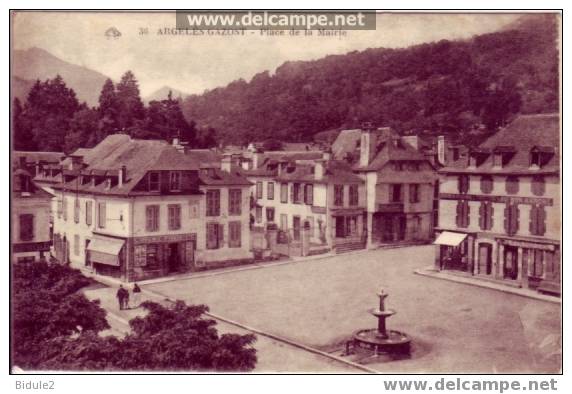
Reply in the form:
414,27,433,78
12,11,521,97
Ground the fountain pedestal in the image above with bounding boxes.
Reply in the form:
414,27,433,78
347,289,411,356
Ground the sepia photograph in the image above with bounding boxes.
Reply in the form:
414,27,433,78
8,8,562,379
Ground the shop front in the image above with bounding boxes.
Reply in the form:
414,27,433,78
434,231,473,272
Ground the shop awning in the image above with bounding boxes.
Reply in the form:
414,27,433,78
87,236,124,266
434,231,467,247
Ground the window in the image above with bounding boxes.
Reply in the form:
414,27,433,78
456,200,470,228
19,214,34,241
280,183,288,203
146,205,160,232
229,221,242,248
256,181,263,199
505,176,519,195
229,189,242,216
148,171,160,192
304,184,314,205
334,185,344,206
168,204,181,230
206,190,220,216
349,185,359,206
255,206,263,223
97,202,106,229
280,214,288,230
493,153,503,168
146,244,159,267
62,198,68,221
480,176,493,194
266,207,275,222
267,182,274,200
207,223,223,249
458,175,469,194
478,201,494,230
409,184,420,203
504,203,520,236
169,171,181,191
391,184,402,203
292,183,301,204
531,176,545,196
530,151,542,167
74,234,80,256
74,198,80,223
85,201,93,226
529,204,546,236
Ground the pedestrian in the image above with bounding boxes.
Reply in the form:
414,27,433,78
116,285,126,310
123,287,130,310
132,283,142,308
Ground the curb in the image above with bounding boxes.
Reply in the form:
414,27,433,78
414,267,561,305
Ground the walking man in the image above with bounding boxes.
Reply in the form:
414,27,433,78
116,285,126,310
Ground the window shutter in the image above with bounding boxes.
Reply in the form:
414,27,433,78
479,202,485,230
538,206,546,236
504,203,510,235
308,185,313,205
512,205,520,235
489,203,494,230
529,205,537,235
290,184,294,203
464,201,470,228
456,200,462,227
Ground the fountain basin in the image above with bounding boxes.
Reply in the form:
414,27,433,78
352,328,411,355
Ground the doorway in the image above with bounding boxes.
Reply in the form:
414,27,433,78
504,245,518,280
478,243,493,275
168,243,181,273
293,216,301,241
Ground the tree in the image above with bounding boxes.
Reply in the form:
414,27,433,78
12,262,257,372
142,91,196,142
12,97,36,151
96,78,120,141
17,76,81,152
116,71,145,132
66,106,100,152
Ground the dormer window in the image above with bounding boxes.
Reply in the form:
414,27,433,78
530,146,554,169
493,146,516,168
169,171,181,191
148,171,160,192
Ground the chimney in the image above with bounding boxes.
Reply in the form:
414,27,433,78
437,136,447,165
322,149,332,162
119,165,127,186
359,123,377,167
314,159,325,180
221,154,232,173
252,151,261,169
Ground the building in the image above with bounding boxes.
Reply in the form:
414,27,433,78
11,159,52,263
245,156,367,255
37,134,252,282
339,126,437,248
435,114,560,296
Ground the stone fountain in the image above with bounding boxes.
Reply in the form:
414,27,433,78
346,288,411,356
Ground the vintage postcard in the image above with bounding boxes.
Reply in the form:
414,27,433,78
9,9,562,380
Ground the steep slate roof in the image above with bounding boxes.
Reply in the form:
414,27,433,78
199,168,252,186
355,138,429,172
331,129,361,160
13,151,63,166
52,134,202,196
275,160,363,184
440,113,560,175
185,149,222,169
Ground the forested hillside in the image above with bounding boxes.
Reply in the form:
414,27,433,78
182,14,558,145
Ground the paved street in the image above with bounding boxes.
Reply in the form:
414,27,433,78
83,281,360,373
145,245,561,373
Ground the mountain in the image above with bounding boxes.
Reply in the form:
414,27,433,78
12,47,110,106
144,86,187,103
181,14,559,145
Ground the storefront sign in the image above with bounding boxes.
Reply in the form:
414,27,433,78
12,241,51,253
440,193,553,206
